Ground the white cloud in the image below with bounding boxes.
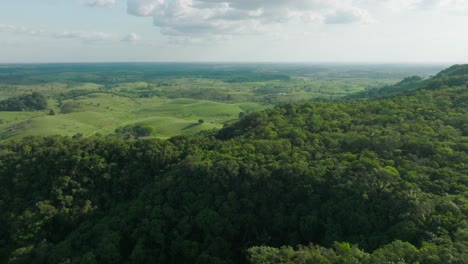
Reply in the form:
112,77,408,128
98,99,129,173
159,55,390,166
87,0,116,8
127,0,164,16
0,24,45,36
428,0,468,13
1,24,129,45
126,0,372,38
324,8,372,24
0,24,16,32
55,31,113,41
381,0,468,12
122,32,141,42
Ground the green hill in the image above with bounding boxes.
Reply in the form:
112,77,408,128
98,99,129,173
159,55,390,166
0,65,467,263
435,64,468,77
348,64,468,99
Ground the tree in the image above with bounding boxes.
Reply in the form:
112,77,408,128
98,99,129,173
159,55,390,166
115,124,154,138
0,92,47,111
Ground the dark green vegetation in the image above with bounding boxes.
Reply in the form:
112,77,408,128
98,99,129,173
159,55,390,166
115,123,154,138
348,64,468,99
0,65,467,263
0,92,47,111
0,63,442,140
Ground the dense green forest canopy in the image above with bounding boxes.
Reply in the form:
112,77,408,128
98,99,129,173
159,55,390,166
0,92,47,111
0,65,467,263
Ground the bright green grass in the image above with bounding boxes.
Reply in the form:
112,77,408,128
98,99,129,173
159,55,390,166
0,92,266,140
0,115,95,139
124,116,220,139
0,69,404,141
0,76,364,141
137,100,243,121
0,111,45,123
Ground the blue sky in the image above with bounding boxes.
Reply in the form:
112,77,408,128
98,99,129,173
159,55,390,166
1,0,468,63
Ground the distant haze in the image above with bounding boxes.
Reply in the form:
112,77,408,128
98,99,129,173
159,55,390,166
1,0,468,63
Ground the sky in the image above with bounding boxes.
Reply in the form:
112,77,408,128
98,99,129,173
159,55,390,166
0,0,468,63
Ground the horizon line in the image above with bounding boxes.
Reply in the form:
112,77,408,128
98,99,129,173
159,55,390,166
0,61,459,66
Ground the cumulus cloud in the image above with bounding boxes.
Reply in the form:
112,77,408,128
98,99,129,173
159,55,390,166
126,0,372,37
1,23,120,44
0,24,45,36
122,32,141,42
55,31,112,41
324,8,372,24
382,0,468,12
87,0,116,8
127,0,163,16
421,0,468,13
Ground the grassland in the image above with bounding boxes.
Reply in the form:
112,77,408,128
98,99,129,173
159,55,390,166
0,87,269,140
0,63,445,140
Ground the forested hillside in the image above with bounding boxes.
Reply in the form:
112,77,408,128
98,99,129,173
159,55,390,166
348,64,468,99
0,65,467,263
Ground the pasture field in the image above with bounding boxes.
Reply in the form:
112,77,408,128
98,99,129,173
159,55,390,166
0,63,445,140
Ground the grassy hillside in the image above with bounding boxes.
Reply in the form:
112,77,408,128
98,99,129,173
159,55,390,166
0,63,444,140
0,90,268,140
